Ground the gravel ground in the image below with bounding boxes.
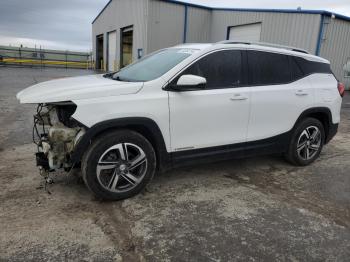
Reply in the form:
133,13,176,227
0,67,349,261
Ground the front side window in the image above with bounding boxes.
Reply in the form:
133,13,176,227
180,50,243,89
247,50,291,86
113,48,196,82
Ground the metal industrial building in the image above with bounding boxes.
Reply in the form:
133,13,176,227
92,0,350,88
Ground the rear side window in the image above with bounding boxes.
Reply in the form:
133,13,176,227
290,57,304,80
181,50,243,89
247,51,291,86
294,56,332,75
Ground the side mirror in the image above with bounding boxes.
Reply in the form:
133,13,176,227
168,75,206,91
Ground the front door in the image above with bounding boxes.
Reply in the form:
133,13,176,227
168,49,251,152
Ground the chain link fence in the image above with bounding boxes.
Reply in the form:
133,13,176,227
0,46,94,69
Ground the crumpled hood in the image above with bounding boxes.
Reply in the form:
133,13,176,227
16,74,143,103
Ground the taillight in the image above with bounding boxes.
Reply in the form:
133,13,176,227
338,82,345,97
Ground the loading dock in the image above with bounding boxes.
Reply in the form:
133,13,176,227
107,31,117,71
96,34,104,70
228,23,262,42
120,26,133,68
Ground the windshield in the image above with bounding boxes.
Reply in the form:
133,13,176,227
112,48,196,82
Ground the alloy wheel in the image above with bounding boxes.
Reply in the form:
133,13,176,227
296,126,322,161
96,143,147,193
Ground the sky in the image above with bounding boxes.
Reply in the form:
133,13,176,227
0,0,350,52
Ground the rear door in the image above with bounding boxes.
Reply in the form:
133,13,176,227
246,50,310,142
168,49,251,152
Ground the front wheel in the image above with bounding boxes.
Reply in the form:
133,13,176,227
285,118,325,166
82,130,156,200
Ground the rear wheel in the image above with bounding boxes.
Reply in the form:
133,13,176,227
82,130,156,200
285,118,325,166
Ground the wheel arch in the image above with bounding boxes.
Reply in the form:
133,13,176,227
71,117,170,171
294,107,335,143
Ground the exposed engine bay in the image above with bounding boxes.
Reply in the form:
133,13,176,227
33,102,85,172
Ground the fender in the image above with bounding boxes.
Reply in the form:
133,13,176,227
71,117,170,170
295,107,333,124
293,107,337,144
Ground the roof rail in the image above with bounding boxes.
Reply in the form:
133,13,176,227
217,40,309,54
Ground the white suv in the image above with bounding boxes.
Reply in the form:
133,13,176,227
17,41,344,200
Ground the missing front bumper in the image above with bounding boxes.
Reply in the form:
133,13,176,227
36,152,50,171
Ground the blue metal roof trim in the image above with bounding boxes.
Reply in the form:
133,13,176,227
316,14,325,55
321,10,350,22
92,0,350,24
183,5,188,43
163,1,350,22
92,0,112,24
213,8,350,22
162,0,211,10
214,7,323,14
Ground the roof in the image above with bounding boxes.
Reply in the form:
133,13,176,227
174,43,212,50
92,0,350,24
93,0,112,24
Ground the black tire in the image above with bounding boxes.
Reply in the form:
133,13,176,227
285,117,325,166
82,129,156,200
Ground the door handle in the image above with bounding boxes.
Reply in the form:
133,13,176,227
295,90,308,96
230,94,248,101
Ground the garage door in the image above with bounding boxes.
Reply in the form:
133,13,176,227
229,23,262,42
107,31,117,72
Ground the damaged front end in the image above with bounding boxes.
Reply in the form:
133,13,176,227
33,102,85,173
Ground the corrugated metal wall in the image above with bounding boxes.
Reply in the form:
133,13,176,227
320,17,350,89
211,10,321,54
147,1,212,52
186,7,212,43
92,0,148,70
147,0,184,53
92,0,350,87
